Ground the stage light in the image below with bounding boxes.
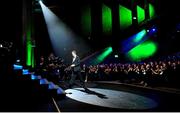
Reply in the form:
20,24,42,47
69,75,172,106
31,74,41,80
48,82,56,89
16,59,20,63
13,64,23,70
119,5,132,29
122,29,147,53
133,17,137,20
133,30,146,43
81,5,91,35
93,46,113,65
65,88,158,109
39,1,90,63
40,78,49,85
114,55,118,58
57,87,64,94
38,0,44,4
22,69,29,75
149,3,155,19
137,5,145,24
147,30,149,32
127,40,157,62
147,26,157,35
102,4,112,34
97,46,112,61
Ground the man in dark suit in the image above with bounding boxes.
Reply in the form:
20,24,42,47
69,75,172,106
69,50,86,89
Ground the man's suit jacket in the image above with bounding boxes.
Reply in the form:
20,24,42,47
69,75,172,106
72,56,81,72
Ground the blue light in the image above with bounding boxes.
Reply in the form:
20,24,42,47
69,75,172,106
48,82,54,89
48,82,59,89
31,75,42,80
147,26,157,36
22,69,29,75
40,78,49,84
122,29,147,53
31,75,36,80
13,64,23,70
57,87,64,94
133,30,146,43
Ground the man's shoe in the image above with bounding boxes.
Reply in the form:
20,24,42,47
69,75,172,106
84,87,89,91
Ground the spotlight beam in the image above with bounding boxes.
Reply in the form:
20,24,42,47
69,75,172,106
39,2,90,63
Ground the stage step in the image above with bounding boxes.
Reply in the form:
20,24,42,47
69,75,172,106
13,64,66,98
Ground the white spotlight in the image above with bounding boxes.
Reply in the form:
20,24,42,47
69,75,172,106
39,0,42,4
133,17,137,20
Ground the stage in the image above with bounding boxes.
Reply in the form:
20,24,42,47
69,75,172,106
54,81,180,112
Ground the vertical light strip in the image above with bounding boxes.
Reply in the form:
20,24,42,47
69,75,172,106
102,4,112,34
31,47,35,68
137,5,145,24
81,5,91,35
119,5,132,29
26,26,32,66
149,3,155,19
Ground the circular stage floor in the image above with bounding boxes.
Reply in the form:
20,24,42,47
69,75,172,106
65,88,158,110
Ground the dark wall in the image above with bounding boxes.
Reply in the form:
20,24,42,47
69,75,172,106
0,0,22,79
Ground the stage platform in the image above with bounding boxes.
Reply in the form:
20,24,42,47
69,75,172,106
55,81,180,112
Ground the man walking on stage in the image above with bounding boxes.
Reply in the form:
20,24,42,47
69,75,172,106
68,50,87,89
